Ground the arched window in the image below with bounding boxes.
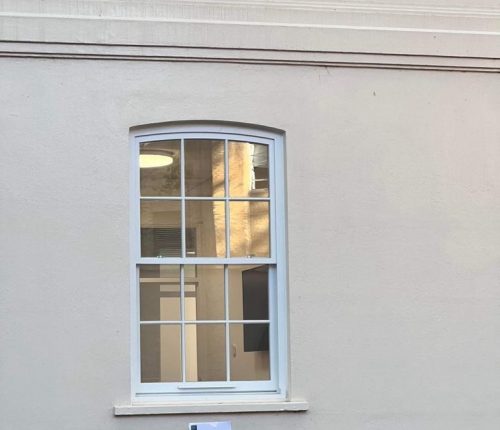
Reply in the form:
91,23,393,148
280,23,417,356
130,122,287,402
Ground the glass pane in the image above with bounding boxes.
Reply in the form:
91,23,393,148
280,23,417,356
229,201,269,257
186,201,226,257
228,265,268,320
140,140,181,196
185,265,225,321
186,324,226,382
140,324,182,382
185,139,225,197
140,265,181,321
230,324,270,381
229,141,269,198
141,200,181,257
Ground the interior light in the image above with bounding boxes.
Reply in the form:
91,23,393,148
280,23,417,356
140,153,174,168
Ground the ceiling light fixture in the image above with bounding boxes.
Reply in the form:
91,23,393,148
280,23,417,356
140,150,174,168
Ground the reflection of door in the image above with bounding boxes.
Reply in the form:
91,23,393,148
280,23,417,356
158,283,198,381
159,284,181,382
242,266,269,351
184,284,198,381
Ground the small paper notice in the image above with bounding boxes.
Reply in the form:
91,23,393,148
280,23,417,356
189,421,232,430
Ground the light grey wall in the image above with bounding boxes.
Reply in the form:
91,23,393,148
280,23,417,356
1,56,500,430
1,0,500,428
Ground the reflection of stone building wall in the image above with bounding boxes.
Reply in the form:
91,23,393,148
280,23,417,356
228,143,251,257
139,140,270,382
188,142,270,381
227,143,269,257
212,145,226,257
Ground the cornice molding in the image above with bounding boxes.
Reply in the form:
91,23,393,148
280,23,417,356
1,41,499,73
2,0,500,19
0,1,499,59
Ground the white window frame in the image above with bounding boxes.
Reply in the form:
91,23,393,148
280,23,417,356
129,122,288,403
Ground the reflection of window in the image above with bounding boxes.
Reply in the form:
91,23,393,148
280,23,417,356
141,227,196,257
249,144,269,192
131,123,287,402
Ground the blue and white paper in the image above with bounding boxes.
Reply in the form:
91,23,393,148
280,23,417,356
189,421,232,430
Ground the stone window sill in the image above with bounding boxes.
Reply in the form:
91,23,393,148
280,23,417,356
114,400,309,416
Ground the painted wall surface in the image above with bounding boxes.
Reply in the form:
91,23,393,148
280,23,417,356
2,57,499,430
1,1,500,429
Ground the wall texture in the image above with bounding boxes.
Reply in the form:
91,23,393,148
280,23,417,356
1,1,500,429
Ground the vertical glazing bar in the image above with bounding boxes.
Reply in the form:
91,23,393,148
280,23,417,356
180,139,187,382
223,139,231,380
268,140,276,259
268,265,278,384
224,139,230,257
180,264,186,383
224,264,230,381
181,138,186,258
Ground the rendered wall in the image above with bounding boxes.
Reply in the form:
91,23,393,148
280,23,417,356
1,1,500,430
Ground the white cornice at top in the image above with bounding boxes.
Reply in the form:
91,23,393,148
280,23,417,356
2,0,500,22
0,0,499,58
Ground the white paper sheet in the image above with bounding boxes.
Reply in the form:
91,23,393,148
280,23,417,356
188,421,232,430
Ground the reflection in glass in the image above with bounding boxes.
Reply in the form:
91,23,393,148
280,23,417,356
141,200,181,257
229,141,269,198
185,265,225,321
140,265,181,321
230,324,270,381
140,140,181,196
185,140,225,197
228,265,268,320
186,201,226,257
230,201,269,257
186,324,226,382
140,324,182,382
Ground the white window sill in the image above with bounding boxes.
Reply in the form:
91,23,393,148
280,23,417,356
114,400,309,416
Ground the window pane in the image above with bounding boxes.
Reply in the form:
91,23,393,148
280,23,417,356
140,140,180,196
230,201,269,257
185,139,225,197
186,324,226,382
186,201,226,257
228,265,268,320
140,324,182,382
141,200,181,257
229,141,269,198
140,265,181,321
185,265,225,321
230,324,270,381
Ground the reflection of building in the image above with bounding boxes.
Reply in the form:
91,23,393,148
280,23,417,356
2,1,500,429
138,134,275,386
140,140,270,258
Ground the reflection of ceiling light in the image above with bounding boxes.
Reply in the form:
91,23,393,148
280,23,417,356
140,152,174,168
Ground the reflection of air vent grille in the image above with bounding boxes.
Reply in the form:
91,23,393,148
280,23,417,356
141,228,196,257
